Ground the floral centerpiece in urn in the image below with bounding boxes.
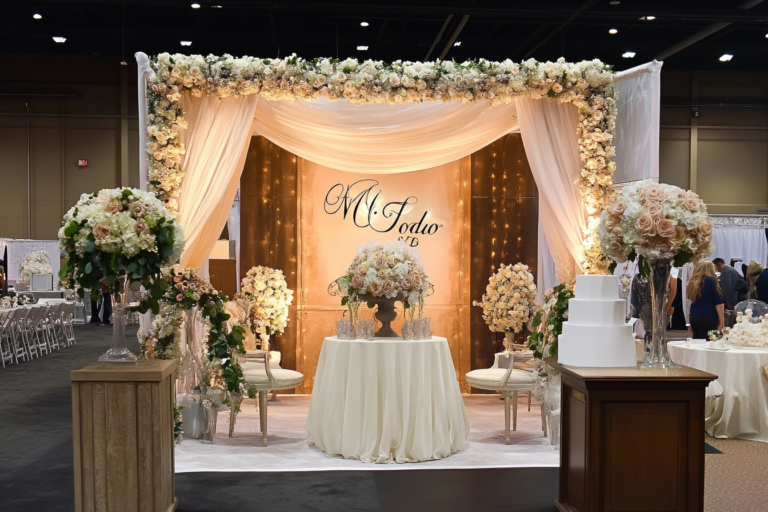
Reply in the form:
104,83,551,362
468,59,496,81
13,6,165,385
240,266,294,351
336,241,431,337
473,263,538,350
598,180,714,368
20,250,53,288
59,188,184,362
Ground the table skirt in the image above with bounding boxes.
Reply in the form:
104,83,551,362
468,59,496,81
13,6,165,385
306,337,469,463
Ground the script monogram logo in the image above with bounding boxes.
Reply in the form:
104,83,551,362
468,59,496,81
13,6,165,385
323,179,443,247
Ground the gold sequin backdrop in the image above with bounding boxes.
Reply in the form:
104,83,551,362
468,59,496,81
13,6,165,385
240,134,538,393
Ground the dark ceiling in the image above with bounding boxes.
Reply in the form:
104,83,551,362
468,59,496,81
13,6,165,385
2,0,768,71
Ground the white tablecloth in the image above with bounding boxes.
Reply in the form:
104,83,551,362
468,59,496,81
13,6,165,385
306,336,469,463
669,341,768,442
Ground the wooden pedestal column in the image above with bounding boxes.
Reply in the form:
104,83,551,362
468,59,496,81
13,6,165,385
546,358,717,512
71,360,177,512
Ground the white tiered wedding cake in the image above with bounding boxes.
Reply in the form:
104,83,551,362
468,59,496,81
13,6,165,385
558,275,637,367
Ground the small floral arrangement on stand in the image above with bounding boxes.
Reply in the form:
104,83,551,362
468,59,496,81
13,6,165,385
20,250,53,278
240,266,293,350
528,281,576,362
473,263,538,350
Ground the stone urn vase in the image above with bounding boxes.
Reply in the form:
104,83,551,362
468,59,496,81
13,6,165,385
358,293,405,337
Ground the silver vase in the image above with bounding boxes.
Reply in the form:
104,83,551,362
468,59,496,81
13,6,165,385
641,257,681,369
98,275,137,363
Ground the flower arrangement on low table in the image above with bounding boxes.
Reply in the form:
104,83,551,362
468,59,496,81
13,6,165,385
58,187,185,362
20,250,53,278
239,266,293,351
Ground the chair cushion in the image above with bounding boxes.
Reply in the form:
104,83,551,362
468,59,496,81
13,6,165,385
243,368,304,386
465,368,536,387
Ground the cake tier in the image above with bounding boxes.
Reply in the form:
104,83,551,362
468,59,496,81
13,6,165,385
557,322,637,368
575,275,620,301
568,298,627,326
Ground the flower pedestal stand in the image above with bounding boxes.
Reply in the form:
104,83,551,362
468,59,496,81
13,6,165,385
98,276,138,363
71,359,177,512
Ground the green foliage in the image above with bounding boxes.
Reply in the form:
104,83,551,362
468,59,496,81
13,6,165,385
527,282,575,362
173,405,183,441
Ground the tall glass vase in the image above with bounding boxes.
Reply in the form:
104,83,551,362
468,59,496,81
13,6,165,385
641,257,681,369
98,275,137,363
181,307,200,394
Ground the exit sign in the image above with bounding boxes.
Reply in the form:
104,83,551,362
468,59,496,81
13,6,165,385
77,159,88,167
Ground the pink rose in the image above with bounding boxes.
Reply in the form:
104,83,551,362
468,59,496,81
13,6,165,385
175,283,184,291
698,219,713,236
176,294,183,302
368,281,382,296
93,223,111,240
685,191,701,211
411,274,423,289
645,183,669,202
635,213,655,234
357,264,368,275
174,275,182,283
604,214,619,229
381,280,395,295
675,191,688,204
134,220,149,235
351,274,364,289
646,201,662,217
104,198,122,214
610,199,627,216
400,276,412,290
373,256,386,270
129,201,147,218
656,217,676,238
609,240,625,256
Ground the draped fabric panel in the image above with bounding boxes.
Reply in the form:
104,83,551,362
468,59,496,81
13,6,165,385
516,97,586,282
712,225,768,268
252,97,519,174
178,95,259,269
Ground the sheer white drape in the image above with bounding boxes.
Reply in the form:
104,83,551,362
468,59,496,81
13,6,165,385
537,218,558,301
227,193,241,291
516,97,586,282
178,95,259,269
252,97,519,174
712,226,768,267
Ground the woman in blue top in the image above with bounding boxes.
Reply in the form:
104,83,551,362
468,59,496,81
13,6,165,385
687,261,725,339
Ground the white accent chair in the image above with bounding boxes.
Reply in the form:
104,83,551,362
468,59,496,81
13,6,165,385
234,351,303,446
465,349,540,444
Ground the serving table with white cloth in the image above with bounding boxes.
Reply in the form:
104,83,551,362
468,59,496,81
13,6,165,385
306,336,469,463
669,340,768,442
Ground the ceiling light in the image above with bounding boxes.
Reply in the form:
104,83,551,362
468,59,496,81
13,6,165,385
212,4,222,7
454,41,461,47
360,21,369,27
622,51,636,58
181,41,192,46
719,54,733,62
609,28,618,34
33,14,42,19
120,61,128,66
610,1,620,4
357,46,368,51
53,36,66,43
191,3,200,8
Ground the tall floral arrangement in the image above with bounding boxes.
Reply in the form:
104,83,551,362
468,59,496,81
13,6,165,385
337,241,431,307
58,188,185,303
20,250,53,277
527,281,575,361
240,266,294,343
598,180,714,274
473,263,538,334
144,53,616,272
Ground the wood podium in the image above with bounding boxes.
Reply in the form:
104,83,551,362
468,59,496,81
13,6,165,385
71,360,177,512
546,358,717,512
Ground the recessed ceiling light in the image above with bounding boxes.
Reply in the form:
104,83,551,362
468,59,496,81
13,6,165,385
53,36,66,43
181,41,192,46
360,21,369,27
120,61,128,66
646,15,656,20
622,51,636,58
33,14,42,19
191,3,200,8
454,41,461,47
719,54,733,62
212,4,222,7
610,1,620,4
609,28,618,34
357,45,368,51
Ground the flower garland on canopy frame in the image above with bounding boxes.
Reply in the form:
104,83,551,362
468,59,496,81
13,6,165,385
144,53,616,273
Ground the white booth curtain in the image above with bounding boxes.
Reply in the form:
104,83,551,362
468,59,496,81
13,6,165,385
711,226,768,268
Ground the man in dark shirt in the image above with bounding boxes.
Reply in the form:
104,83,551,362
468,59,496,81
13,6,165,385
713,258,747,310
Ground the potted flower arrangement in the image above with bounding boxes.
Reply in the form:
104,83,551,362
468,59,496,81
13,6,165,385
336,241,431,337
527,281,576,362
239,266,293,351
20,250,53,290
597,180,714,368
58,188,185,362
473,263,538,350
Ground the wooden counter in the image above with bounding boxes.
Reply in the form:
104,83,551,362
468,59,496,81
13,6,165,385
71,360,177,512
546,358,717,512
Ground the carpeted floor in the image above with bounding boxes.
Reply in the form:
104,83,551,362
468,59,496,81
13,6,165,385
2,324,767,512
175,394,559,472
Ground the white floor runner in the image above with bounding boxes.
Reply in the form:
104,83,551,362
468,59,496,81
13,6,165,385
175,395,559,472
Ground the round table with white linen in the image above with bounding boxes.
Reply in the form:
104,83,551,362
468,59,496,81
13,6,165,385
306,336,469,463
669,340,768,442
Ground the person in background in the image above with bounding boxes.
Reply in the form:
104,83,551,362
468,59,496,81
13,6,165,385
713,258,748,310
89,296,101,325
746,261,768,302
687,261,725,339
100,278,112,326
